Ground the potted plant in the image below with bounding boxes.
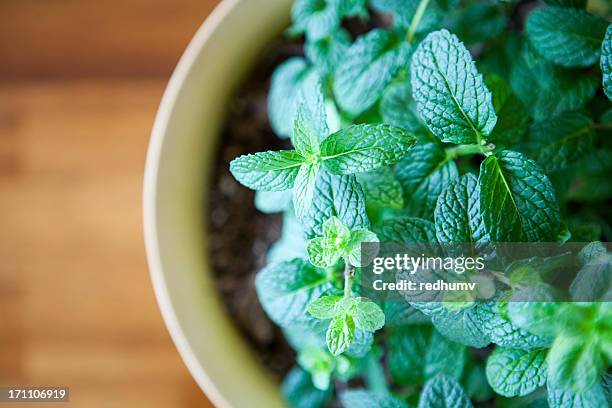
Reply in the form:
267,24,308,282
145,0,612,407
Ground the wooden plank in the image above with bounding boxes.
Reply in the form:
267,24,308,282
0,80,213,407
0,0,220,80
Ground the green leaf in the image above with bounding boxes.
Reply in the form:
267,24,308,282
387,325,431,385
506,302,561,338
478,150,560,242
297,346,335,390
376,216,437,243
307,237,340,268
510,44,599,120
424,331,466,380
353,300,385,332
255,259,331,327
542,0,586,8
321,124,417,174
340,389,409,408
333,29,411,115
383,302,430,327
477,302,551,350
602,25,612,101
282,367,333,408
526,7,608,68
255,190,293,214
290,0,342,41
380,81,423,133
346,229,379,267
418,374,474,408
305,29,352,76
293,83,328,158
370,0,442,31
303,172,370,239
293,163,321,220
308,295,343,320
570,251,612,301
453,3,508,46
547,381,607,408
485,75,528,147
268,58,316,138
520,111,595,173
395,142,459,219
435,173,487,243
547,335,604,392
326,314,355,356
486,347,548,397
357,167,404,210
411,29,497,144
230,150,305,191
464,364,494,402
416,303,491,348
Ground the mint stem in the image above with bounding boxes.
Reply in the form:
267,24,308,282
446,143,494,159
406,0,432,43
344,262,355,298
363,353,388,393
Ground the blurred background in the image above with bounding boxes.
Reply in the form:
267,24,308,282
0,0,222,406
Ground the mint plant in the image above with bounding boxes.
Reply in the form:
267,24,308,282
228,0,612,406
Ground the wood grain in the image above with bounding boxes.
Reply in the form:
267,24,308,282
0,0,222,407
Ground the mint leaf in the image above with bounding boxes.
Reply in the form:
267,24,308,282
282,367,333,408
346,229,379,267
294,163,321,220
424,331,467,380
486,347,548,397
268,58,315,138
526,7,608,68
255,259,331,327
395,142,459,219
477,302,552,350
357,167,404,210
293,83,327,158
548,381,607,408
520,111,595,173
305,29,352,76
333,29,411,115
303,172,369,239
291,0,341,41
387,325,431,384
435,173,487,243
353,300,385,332
542,0,586,7
510,44,599,120
380,81,423,133
307,236,339,268
416,303,491,348
255,190,293,214
485,75,528,147
411,29,497,144
320,124,417,174
340,389,408,408
230,150,305,191
308,295,343,320
478,150,560,242
453,3,508,46
547,335,604,392
326,314,356,356
370,0,442,31
602,25,612,101
418,374,474,408
376,216,437,243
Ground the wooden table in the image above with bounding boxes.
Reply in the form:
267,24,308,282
0,1,220,406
